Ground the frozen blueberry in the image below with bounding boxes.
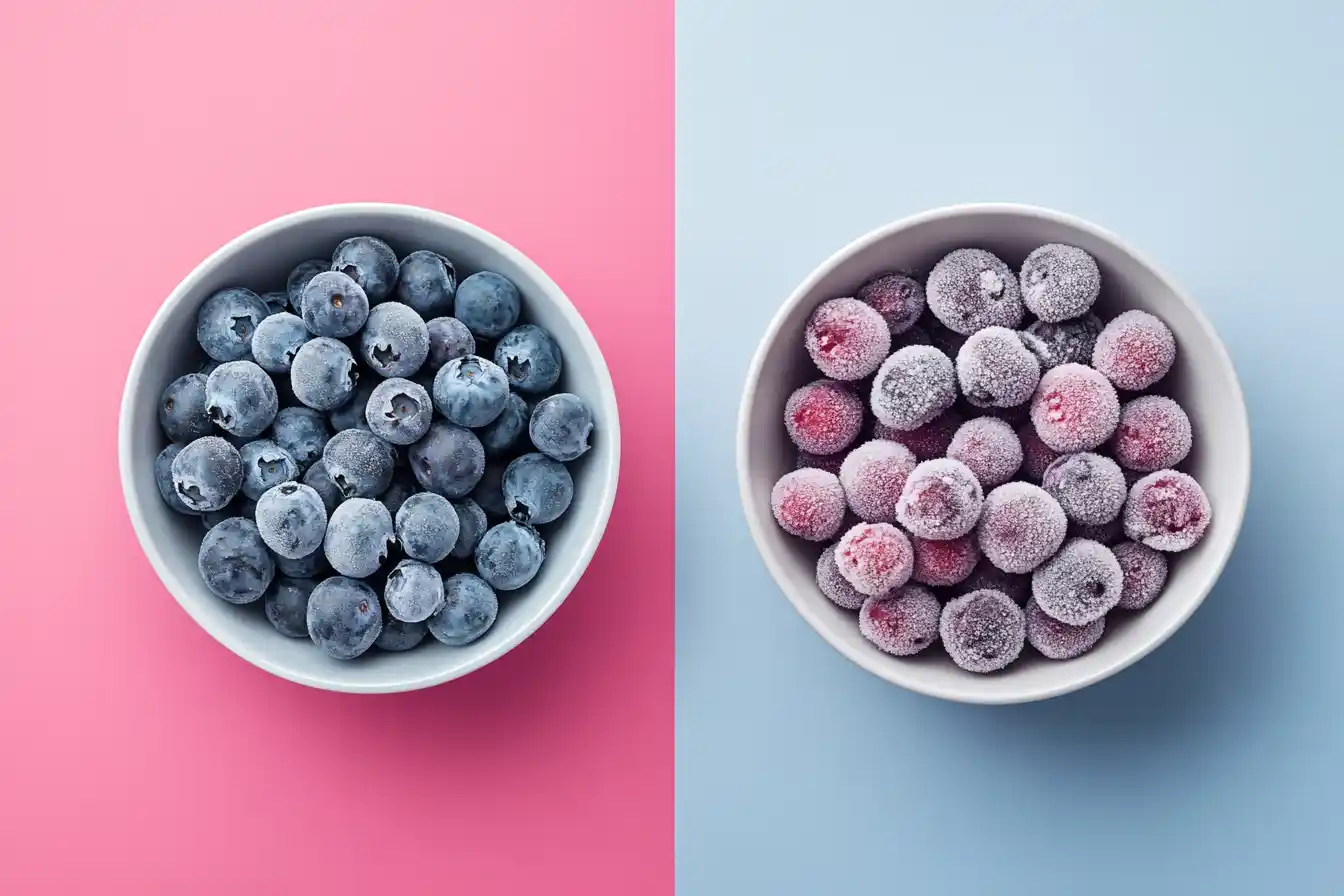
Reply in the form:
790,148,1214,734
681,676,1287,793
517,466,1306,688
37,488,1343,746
870,346,957,432
376,616,428,651
838,439,916,524
771,468,846,542
154,444,198,515
479,393,530,458
301,271,370,338
172,436,243,512
264,577,316,638
254,481,328,560
205,360,279,438
1025,597,1104,660
449,499,489,559
856,272,925,337
939,589,1025,673
433,354,510,427
196,287,269,362
270,406,331,474
394,249,457,318
408,421,485,499
1020,244,1101,322
286,259,329,313
475,521,545,591
835,522,914,596
895,458,984,541
529,393,593,462
426,316,476,369
455,271,521,338
1031,538,1123,625
326,376,375,431
911,534,979,588
816,542,871,610
383,559,444,623
494,324,562,393
977,482,1068,575
1042,452,1126,526
307,576,383,659
1092,310,1176,391
302,459,344,515
956,326,1041,408
1113,540,1169,610
471,460,509,518
859,585,941,656
946,417,1023,489
395,492,459,564
785,380,864,456
239,439,299,500
364,378,433,446
1020,314,1103,369
926,248,1024,335
1112,396,1192,473
379,471,418,518
1123,470,1211,552
323,429,396,499
1030,363,1120,453
428,573,499,646
275,548,327,579
198,517,274,604
324,498,396,578
805,297,891,381
503,453,574,525
332,236,399,303
360,301,430,378
250,312,311,374
159,373,213,442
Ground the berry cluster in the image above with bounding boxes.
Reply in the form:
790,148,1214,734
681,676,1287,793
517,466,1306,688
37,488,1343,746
155,236,594,660
771,245,1209,673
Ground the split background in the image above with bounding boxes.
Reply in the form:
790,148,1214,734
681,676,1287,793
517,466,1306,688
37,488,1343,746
2,0,1344,892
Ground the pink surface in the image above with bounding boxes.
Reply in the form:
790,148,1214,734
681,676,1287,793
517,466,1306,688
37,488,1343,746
0,2,672,892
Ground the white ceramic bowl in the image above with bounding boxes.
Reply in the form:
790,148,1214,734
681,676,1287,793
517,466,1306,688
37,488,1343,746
738,203,1250,704
120,203,620,693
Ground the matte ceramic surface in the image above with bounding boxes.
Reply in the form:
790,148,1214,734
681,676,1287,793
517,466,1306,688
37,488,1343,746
737,204,1250,704
120,203,621,693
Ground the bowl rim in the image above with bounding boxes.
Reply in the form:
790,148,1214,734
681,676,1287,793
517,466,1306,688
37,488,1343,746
119,201,621,693
736,202,1251,704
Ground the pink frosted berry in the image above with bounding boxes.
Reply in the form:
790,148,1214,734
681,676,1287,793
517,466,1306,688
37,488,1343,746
1030,362,1120,452
857,272,925,336
976,482,1067,574
1025,598,1105,660
1112,540,1169,610
784,380,864,456
1017,424,1061,482
1041,452,1127,526
1031,538,1123,625
956,326,1041,408
839,439,917,523
835,522,914,596
947,417,1022,488
896,458,984,541
961,560,1029,605
771,468,846,542
1092,310,1176,391
859,585,941,656
1020,244,1101,323
1123,470,1210,552
912,535,979,587
875,409,962,461
816,541,871,610
870,345,958,431
795,450,844,476
926,248,1024,335
939,589,1025,673
1112,395,1192,473
805,297,891,381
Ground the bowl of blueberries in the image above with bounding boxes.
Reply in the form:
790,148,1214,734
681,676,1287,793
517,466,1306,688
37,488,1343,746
120,203,619,692
738,203,1250,704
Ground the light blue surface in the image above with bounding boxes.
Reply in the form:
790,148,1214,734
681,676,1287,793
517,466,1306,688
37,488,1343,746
675,1,1343,892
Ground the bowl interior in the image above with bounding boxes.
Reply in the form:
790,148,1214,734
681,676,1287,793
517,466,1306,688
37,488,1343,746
123,205,619,692
741,206,1249,703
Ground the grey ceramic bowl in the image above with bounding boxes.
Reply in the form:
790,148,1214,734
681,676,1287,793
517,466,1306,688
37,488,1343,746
120,203,620,693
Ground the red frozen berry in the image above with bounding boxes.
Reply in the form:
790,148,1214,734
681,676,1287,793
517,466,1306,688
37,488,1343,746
805,298,891,381
835,522,914,596
911,534,980,587
856,272,925,336
1123,470,1210,552
1025,597,1105,660
896,458,984,541
784,380,864,456
859,585,941,656
771,468,846,542
940,589,1025,673
1092,310,1176,391
1017,424,1061,482
1029,363,1120,452
1112,540,1169,610
1112,395,1192,473
976,482,1067,574
838,439,917,523
947,417,1023,488
874,409,963,461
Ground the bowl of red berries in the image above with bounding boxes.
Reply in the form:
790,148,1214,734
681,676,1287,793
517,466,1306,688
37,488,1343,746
737,203,1250,703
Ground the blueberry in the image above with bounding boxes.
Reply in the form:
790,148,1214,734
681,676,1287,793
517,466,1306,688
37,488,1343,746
291,337,359,411
196,287,269,362
301,271,370,338
376,615,428,651
332,236,399,303
261,291,289,316
275,548,327,579
502,453,573,525
428,573,499,645
159,373,213,442
255,481,329,560
529,393,593,462
286,259,329,313
264,576,316,638
378,469,419,518
395,249,457,318
327,376,376,431
307,576,383,659
425,316,476,370
171,436,243,512
154,444,199,515
323,498,395,578
432,355,509,427
250,312,311,373
475,521,545,591
198,517,274,604
449,499,489,559
270,406,330,474
471,460,509,518
365,377,433,446
494,324,562,393
478,392,529,458
394,492,459,564
454,271,520,338
205,360,279,438
239,439,299,500
354,303,427,380
323,429,396,499
302,459,344,515
408,421,485,498
383,559,445,623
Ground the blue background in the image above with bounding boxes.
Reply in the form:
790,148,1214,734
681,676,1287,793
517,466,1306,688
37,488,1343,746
675,1,1343,892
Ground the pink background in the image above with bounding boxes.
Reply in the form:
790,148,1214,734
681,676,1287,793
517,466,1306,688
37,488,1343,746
0,2,672,892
